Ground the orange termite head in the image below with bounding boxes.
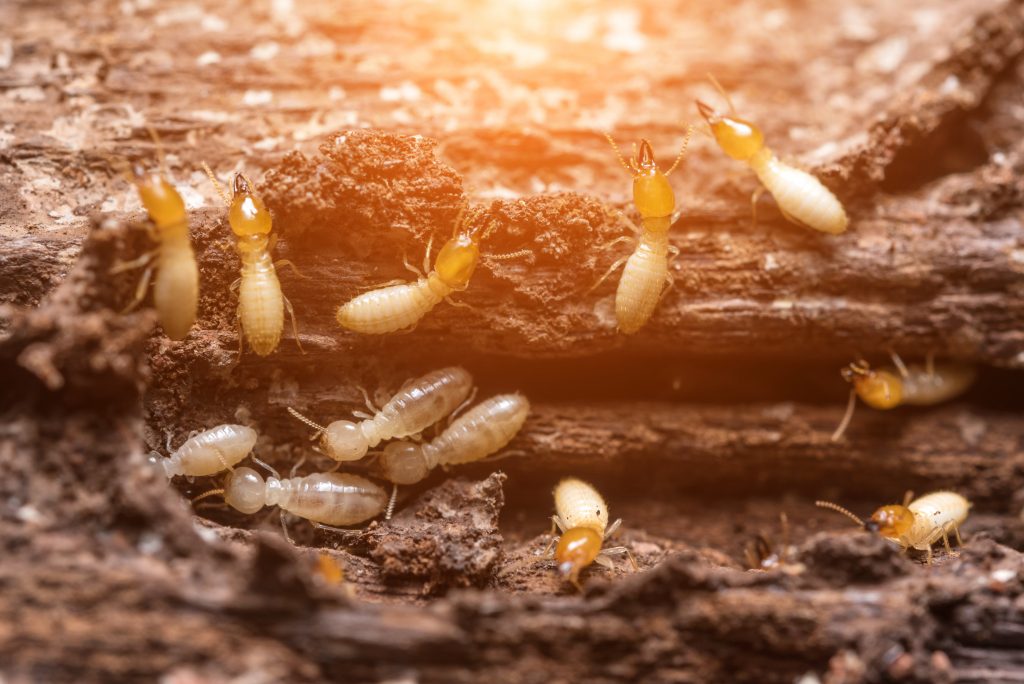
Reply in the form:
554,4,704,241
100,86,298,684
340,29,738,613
695,99,765,161
841,360,903,410
132,163,187,227
630,139,676,220
866,505,914,540
435,232,480,290
555,526,602,585
228,173,273,239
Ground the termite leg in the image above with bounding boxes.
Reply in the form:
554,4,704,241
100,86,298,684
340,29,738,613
604,517,623,539
593,554,615,570
279,510,295,546
953,524,964,548
599,235,634,252
311,522,363,539
750,186,767,230
385,483,398,521
289,453,307,479
926,351,936,377
888,350,910,379
165,430,175,453
251,455,281,480
940,525,955,556
356,385,379,414
422,235,434,275
360,278,406,292
587,255,629,294
283,293,304,353
602,546,638,571
448,386,479,424
110,249,157,275
902,490,914,507
229,277,241,293
274,259,308,279
605,207,642,236
830,389,858,442
235,311,244,360
445,296,480,313
121,264,155,314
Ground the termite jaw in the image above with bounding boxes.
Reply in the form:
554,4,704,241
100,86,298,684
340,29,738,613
695,100,718,123
558,561,575,577
864,520,880,533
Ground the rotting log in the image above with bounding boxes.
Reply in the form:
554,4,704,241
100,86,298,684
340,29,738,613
3,0,1024,682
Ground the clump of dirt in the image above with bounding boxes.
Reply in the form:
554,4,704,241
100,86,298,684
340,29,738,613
260,130,465,254
357,472,507,593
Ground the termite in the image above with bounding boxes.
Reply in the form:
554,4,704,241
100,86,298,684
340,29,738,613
547,477,635,589
196,466,388,527
287,366,474,462
336,207,526,335
816,491,970,563
151,424,258,478
831,353,977,441
593,128,692,334
378,393,530,485
695,76,848,235
203,166,301,356
111,136,199,340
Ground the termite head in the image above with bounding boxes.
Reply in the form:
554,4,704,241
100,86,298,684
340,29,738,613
841,360,903,409
223,466,267,514
866,505,914,540
555,526,602,585
435,233,480,290
228,173,273,239
380,441,430,485
695,100,765,161
322,420,370,461
132,164,187,226
630,140,676,220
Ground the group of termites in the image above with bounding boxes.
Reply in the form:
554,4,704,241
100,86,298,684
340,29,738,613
116,77,975,589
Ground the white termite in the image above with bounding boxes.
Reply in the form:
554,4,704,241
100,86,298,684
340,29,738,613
378,393,530,485
151,424,258,478
287,366,474,461
816,491,971,563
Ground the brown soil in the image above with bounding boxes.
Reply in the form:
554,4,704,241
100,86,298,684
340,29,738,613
2,0,1024,682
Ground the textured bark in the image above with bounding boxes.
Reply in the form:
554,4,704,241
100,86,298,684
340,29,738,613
2,0,1024,682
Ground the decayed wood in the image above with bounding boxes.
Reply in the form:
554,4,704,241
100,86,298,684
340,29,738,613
3,0,1024,682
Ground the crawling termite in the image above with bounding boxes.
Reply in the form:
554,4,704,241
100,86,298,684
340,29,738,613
546,477,635,589
196,466,388,528
287,366,474,461
695,77,848,235
594,128,692,334
377,393,530,485
112,152,200,340
151,424,258,478
831,353,977,441
203,167,301,357
337,207,524,334
816,491,970,563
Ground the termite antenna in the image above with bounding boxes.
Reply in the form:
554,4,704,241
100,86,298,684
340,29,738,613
815,500,865,527
603,132,635,173
201,162,231,207
452,195,472,238
192,488,226,504
487,248,532,261
830,389,857,442
287,407,327,434
664,124,695,177
706,73,737,115
385,483,398,521
145,123,168,177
